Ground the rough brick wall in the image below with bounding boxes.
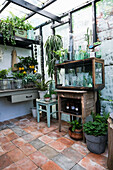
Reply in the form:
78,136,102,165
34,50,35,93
96,0,113,113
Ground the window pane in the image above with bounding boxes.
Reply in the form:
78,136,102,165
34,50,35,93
72,6,92,60
55,24,69,49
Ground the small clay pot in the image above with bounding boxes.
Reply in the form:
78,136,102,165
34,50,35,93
44,97,50,102
68,127,83,140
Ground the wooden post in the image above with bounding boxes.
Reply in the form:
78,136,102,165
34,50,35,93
58,95,61,131
107,117,113,170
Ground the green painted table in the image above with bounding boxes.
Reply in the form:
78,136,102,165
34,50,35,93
36,99,58,127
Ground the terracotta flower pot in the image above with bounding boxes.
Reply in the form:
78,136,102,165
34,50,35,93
68,127,83,140
44,97,50,102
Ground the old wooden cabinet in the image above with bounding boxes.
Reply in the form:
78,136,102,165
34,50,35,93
56,90,97,140
55,58,105,91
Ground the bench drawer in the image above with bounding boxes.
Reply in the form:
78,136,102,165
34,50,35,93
11,92,38,103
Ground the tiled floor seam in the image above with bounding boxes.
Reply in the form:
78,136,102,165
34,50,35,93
69,163,78,170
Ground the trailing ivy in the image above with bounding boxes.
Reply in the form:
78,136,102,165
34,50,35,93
0,13,34,47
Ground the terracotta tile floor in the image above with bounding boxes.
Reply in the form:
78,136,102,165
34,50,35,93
0,114,108,170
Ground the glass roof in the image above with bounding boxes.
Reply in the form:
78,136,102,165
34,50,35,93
0,0,90,27
45,0,89,16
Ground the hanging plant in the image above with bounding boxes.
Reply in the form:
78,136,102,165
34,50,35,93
45,35,63,79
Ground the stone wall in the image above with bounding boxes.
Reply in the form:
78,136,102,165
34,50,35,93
96,0,113,113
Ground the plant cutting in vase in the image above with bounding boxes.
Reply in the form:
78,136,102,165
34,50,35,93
51,90,57,100
0,68,11,89
0,69,9,79
68,119,83,140
53,48,68,63
83,112,109,154
12,72,25,89
44,93,51,102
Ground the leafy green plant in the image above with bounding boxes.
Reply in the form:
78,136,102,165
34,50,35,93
91,112,110,123
44,93,51,98
83,112,109,136
51,90,57,95
14,56,38,72
0,19,16,46
10,16,33,30
36,73,42,79
53,48,68,63
12,72,24,79
0,68,11,79
45,35,63,78
68,120,82,132
53,48,68,57
0,13,34,46
36,80,52,91
23,73,37,84
83,121,108,136
0,69,8,79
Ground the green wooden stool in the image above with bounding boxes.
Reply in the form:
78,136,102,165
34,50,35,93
36,99,58,127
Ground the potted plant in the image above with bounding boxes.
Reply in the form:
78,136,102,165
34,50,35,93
12,72,24,89
0,13,34,47
14,56,38,73
36,80,51,99
23,73,37,88
68,119,83,140
44,93,51,102
83,112,109,154
0,68,11,89
45,35,63,79
51,90,57,100
0,18,16,46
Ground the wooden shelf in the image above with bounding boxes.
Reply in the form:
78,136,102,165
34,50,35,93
60,111,82,118
55,57,104,67
0,34,40,49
